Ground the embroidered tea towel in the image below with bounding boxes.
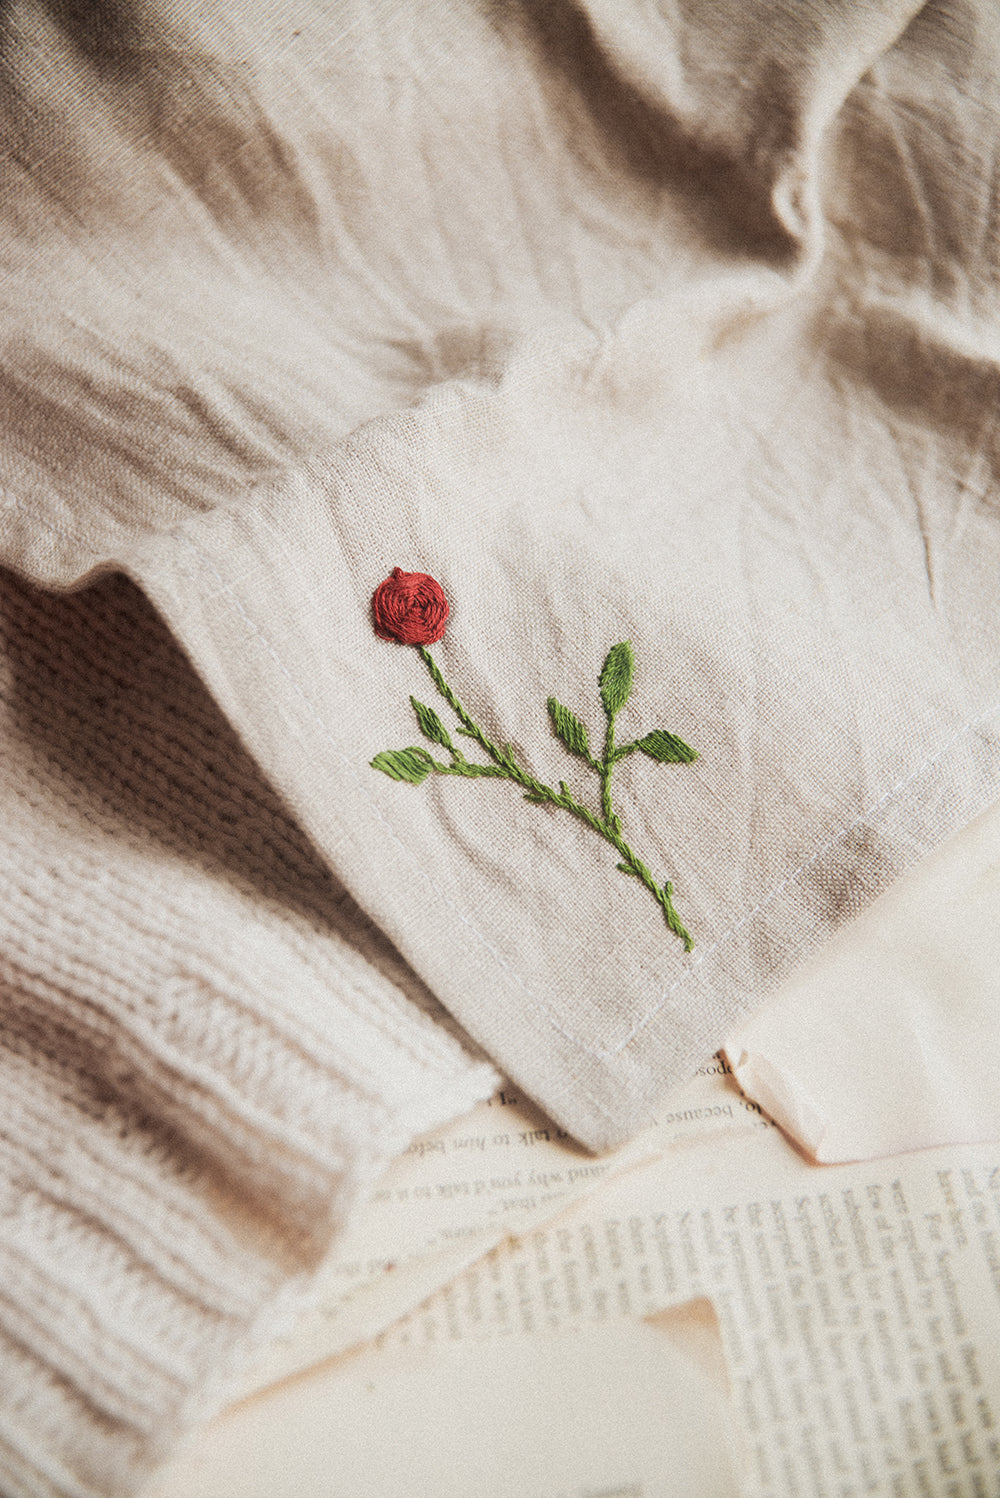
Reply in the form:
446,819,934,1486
3,0,1000,1150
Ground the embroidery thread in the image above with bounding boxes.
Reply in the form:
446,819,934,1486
370,568,698,951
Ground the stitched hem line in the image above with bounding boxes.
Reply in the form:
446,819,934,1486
608,702,1000,1057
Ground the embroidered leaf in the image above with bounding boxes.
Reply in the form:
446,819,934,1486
370,602,699,949
635,730,698,764
371,747,435,783
547,698,591,758
599,642,634,718
410,696,453,750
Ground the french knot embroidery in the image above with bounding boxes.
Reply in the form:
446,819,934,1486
372,567,449,644
369,568,698,951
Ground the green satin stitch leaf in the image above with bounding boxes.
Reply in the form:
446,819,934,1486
410,696,453,749
371,747,434,783
599,641,634,718
547,698,591,758
635,730,698,764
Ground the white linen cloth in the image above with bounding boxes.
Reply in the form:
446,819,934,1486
3,0,1000,1491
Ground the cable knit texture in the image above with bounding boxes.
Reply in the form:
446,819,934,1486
0,571,497,1498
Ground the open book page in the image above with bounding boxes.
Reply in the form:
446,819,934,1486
376,1127,1000,1497
229,1058,766,1396
151,1112,1000,1498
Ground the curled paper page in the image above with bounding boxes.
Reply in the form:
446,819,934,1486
146,1310,741,1498
226,1060,767,1398
724,798,1000,1163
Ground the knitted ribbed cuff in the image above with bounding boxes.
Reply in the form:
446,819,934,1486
0,740,496,1497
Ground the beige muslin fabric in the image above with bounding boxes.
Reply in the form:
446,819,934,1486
4,0,1000,1490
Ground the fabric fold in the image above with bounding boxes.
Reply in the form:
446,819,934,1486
116,322,1000,1148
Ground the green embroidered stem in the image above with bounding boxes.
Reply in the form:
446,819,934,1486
418,647,504,766
397,643,695,952
600,708,616,827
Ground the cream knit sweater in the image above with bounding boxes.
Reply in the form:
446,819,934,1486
0,569,496,1496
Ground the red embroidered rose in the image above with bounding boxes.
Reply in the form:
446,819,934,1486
372,567,450,645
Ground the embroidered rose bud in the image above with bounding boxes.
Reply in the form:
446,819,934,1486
372,568,450,645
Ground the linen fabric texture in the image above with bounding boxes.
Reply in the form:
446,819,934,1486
3,0,1000,1492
